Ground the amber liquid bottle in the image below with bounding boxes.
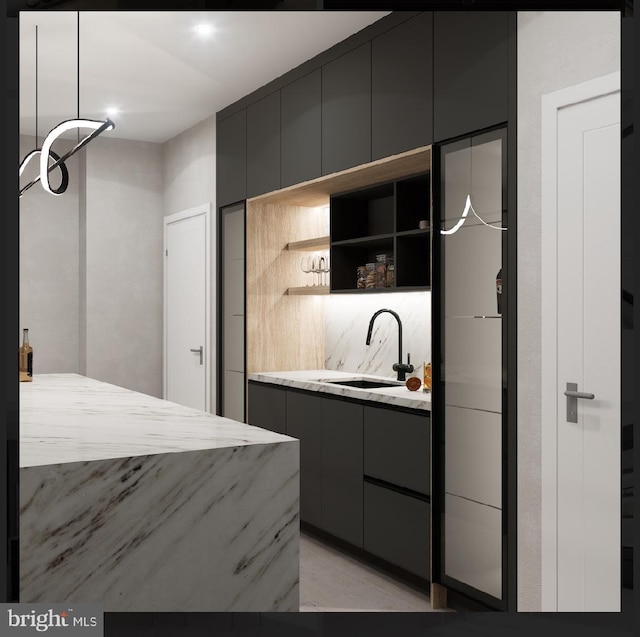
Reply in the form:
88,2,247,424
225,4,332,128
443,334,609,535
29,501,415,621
19,328,33,381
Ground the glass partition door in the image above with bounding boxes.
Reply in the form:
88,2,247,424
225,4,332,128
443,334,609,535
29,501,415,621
434,126,508,609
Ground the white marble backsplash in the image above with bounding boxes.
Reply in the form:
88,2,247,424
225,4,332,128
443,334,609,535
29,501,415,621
324,292,431,379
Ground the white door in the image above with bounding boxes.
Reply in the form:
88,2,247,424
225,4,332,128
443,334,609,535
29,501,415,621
164,204,211,412
542,72,620,611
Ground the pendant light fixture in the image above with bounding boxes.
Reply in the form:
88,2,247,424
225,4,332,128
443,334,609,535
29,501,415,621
440,138,506,235
19,12,115,198
440,194,507,235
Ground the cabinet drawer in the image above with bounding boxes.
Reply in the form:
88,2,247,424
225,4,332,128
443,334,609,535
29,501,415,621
247,382,286,435
364,406,430,495
364,482,429,580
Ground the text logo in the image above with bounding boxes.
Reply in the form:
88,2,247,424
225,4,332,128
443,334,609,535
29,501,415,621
0,605,102,636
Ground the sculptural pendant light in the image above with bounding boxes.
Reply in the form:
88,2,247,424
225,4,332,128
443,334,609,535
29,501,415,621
440,140,506,235
19,12,115,198
440,194,507,235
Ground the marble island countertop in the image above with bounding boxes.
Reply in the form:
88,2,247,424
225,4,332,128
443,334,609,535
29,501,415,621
248,369,431,411
19,373,299,612
20,373,294,467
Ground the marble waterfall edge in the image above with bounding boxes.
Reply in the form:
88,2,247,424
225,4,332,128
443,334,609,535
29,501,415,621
20,374,299,611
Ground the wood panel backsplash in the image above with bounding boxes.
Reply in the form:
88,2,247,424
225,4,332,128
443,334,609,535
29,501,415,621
246,202,328,374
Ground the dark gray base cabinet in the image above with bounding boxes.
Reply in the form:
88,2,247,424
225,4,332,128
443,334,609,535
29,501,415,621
364,406,430,496
286,391,322,529
248,381,430,582
247,382,286,435
364,482,430,580
321,398,363,548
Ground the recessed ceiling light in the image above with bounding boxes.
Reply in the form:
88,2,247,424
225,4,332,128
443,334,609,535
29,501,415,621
194,23,214,37
106,107,119,117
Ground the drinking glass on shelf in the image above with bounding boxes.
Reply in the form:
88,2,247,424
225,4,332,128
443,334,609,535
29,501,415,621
310,255,320,286
319,255,330,287
300,256,312,286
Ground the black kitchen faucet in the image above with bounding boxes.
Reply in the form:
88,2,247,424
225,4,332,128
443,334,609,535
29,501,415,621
365,308,414,382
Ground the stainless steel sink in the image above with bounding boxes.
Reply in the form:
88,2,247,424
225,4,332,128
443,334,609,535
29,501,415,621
326,379,401,389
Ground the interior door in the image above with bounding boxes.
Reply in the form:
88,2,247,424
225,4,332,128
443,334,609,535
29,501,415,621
543,75,621,611
164,205,210,412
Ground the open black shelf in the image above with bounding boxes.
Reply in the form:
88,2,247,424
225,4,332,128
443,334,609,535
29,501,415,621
330,172,431,292
331,233,394,247
396,174,431,232
330,182,394,242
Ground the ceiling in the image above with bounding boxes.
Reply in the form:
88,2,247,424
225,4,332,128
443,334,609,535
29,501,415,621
19,10,390,143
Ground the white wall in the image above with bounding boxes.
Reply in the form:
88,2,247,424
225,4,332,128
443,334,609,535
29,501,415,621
19,119,215,404
163,116,216,218
161,115,217,411
516,10,620,611
20,133,166,398
19,135,80,374
84,137,164,398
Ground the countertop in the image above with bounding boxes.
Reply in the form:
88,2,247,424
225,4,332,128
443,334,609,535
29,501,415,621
248,369,431,411
20,373,294,467
20,373,299,611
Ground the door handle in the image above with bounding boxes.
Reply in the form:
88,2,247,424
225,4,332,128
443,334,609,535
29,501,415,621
564,382,595,423
190,346,203,365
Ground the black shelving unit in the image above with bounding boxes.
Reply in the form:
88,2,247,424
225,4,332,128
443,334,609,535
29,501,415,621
329,173,431,292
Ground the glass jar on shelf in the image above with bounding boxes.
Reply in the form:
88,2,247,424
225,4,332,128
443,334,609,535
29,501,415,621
365,263,376,289
375,254,387,288
356,265,367,289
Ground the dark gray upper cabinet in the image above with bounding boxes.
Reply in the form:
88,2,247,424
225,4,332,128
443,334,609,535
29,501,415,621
371,12,433,160
281,70,322,189
433,11,509,142
246,91,281,199
321,398,363,548
216,109,246,207
247,382,286,435
286,391,322,529
322,43,372,176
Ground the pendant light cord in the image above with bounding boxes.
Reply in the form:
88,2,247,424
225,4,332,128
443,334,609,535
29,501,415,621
77,11,80,142
19,11,115,198
35,25,38,146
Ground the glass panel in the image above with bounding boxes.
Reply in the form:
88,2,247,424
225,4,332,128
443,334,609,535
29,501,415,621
440,127,505,602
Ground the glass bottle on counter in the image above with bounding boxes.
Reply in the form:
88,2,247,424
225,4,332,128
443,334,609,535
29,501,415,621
19,328,33,381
